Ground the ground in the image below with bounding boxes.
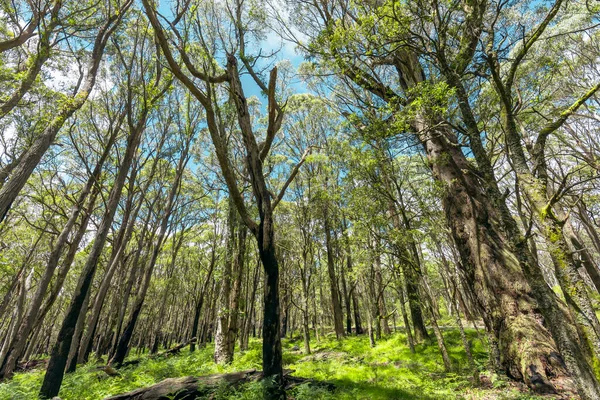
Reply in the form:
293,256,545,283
0,329,578,399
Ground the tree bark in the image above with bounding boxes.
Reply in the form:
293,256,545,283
190,243,217,353
104,369,264,400
322,204,345,339
78,161,143,363
215,202,237,364
65,288,91,373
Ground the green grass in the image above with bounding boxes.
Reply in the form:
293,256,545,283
0,329,557,399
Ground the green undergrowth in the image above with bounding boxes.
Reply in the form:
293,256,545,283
0,329,562,400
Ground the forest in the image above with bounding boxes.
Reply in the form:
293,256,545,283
0,0,600,399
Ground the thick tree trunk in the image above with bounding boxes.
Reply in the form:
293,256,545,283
418,122,579,394
214,277,232,361
256,226,283,389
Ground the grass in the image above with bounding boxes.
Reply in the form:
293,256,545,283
0,329,562,399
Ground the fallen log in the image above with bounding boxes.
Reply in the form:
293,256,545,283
103,369,335,399
153,337,196,358
15,358,47,372
103,369,262,399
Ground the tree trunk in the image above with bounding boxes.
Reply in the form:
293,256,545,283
191,245,217,353
419,120,578,393
240,256,260,352
227,225,246,358
104,369,264,400
78,159,146,363
65,288,91,373
322,205,345,339
350,284,362,335
256,225,283,388
392,266,415,353
0,122,118,379
215,202,237,364
375,256,390,336
39,101,144,399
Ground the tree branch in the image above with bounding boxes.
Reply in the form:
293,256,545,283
272,147,312,210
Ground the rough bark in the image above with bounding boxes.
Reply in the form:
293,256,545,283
332,38,585,394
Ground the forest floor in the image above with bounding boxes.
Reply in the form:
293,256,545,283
0,329,574,400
